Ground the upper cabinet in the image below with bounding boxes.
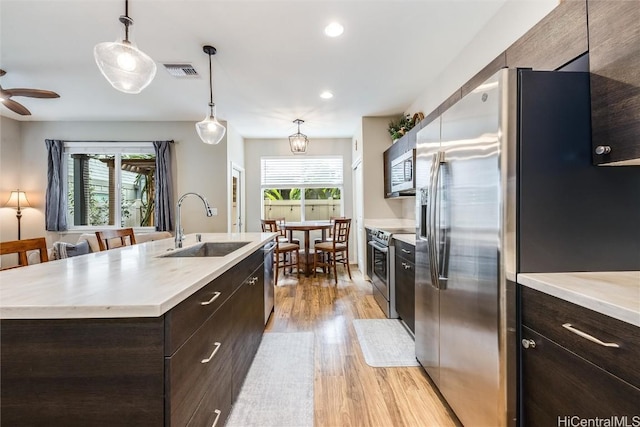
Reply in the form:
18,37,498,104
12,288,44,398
588,0,640,166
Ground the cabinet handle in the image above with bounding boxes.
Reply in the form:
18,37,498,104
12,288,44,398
248,276,258,285
521,339,536,349
401,249,412,254
200,292,222,306
561,323,620,348
201,342,222,363
402,262,411,270
595,145,611,155
211,409,222,427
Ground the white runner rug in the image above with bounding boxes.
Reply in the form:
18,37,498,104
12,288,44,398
226,332,314,427
353,319,420,367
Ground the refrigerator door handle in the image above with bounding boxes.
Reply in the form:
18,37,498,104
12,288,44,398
431,151,447,290
429,152,442,289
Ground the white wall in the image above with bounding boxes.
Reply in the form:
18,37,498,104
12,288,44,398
1,119,234,246
407,0,558,117
0,117,24,266
362,116,404,220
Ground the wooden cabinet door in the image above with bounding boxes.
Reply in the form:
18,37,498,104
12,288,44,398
521,327,640,425
588,0,640,164
395,253,415,333
231,265,265,401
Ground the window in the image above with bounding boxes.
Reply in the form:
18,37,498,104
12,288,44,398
261,156,343,222
64,142,156,229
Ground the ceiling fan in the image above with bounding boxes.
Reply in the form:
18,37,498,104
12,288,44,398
0,69,60,115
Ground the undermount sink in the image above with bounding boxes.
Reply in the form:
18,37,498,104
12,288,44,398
162,241,251,258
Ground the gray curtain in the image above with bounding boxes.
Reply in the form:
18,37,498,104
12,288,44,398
154,141,174,231
45,139,68,231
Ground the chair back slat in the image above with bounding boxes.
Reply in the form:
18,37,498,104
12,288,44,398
261,219,287,238
332,218,351,244
0,237,49,269
95,228,137,251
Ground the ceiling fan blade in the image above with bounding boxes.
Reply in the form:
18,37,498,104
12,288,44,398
2,99,31,115
5,88,60,98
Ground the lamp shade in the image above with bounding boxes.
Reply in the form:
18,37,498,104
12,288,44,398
94,39,157,94
5,190,30,209
289,119,309,154
196,104,226,145
289,134,308,154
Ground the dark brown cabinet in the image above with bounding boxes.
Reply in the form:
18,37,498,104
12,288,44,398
394,239,415,333
232,264,265,401
520,286,640,426
588,0,640,165
0,246,267,427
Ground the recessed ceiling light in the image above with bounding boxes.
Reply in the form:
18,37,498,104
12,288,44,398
320,91,333,99
324,22,344,38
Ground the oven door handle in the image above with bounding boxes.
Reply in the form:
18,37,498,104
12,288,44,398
368,241,388,253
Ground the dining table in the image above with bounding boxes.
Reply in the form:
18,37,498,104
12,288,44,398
281,220,333,276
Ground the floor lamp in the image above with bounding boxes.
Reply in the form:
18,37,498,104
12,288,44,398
5,189,30,240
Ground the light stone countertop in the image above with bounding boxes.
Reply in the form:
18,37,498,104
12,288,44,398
0,232,277,320
364,218,416,232
393,234,416,246
517,271,640,327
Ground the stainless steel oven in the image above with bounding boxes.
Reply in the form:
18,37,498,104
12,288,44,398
368,228,398,318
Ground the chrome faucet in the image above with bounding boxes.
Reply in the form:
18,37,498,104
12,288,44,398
175,192,215,248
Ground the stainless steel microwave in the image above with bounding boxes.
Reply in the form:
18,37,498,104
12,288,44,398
390,149,416,194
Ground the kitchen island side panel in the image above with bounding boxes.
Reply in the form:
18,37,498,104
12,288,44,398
1,317,165,426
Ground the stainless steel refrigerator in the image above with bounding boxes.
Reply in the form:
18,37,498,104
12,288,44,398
415,67,640,427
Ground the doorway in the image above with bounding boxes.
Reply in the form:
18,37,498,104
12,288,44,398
230,163,245,233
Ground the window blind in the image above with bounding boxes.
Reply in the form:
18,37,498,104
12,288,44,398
261,156,343,187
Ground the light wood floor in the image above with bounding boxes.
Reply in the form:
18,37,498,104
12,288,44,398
265,266,459,427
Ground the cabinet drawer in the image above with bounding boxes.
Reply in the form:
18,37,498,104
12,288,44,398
165,302,233,427
521,326,640,425
164,248,263,355
394,240,415,263
521,286,640,388
186,369,231,427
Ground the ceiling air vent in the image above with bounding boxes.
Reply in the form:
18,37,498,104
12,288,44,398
162,63,199,77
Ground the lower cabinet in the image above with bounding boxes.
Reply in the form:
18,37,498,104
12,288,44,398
0,246,268,427
394,239,415,333
520,286,640,426
167,255,265,426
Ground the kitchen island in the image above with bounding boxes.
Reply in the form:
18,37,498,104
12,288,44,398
0,232,276,427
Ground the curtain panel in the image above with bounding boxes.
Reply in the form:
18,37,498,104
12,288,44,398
45,139,68,231
154,141,174,232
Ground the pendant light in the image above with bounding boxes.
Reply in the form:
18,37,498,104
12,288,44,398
289,119,309,154
195,45,226,145
94,0,157,94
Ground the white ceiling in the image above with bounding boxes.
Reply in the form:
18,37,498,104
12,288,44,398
1,0,540,139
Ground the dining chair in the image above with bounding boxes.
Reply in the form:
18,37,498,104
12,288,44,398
95,228,137,251
313,216,345,245
273,239,300,284
261,219,288,242
313,218,352,285
0,237,49,270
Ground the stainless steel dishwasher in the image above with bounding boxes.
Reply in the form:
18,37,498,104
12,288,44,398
263,241,276,324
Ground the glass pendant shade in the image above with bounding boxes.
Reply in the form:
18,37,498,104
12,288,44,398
94,38,156,94
196,104,226,145
289,119,309,154
289,134,308,154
